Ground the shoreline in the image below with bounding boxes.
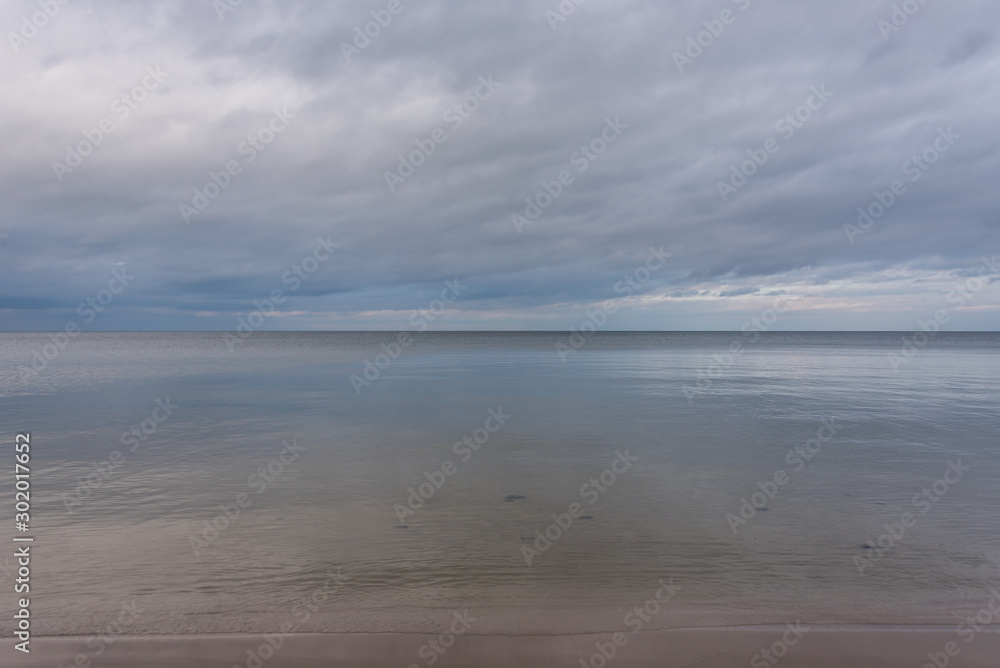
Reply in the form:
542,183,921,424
7,626,1000,667
7,594,995,637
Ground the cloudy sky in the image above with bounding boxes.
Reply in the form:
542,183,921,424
1,0,998,331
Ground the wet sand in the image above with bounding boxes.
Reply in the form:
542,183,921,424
7,627,1000,668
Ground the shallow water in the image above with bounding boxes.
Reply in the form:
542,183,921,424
1,332,998,634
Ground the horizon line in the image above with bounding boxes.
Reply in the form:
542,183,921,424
1,330,998,334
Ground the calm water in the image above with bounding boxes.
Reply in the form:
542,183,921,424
1,332,999,635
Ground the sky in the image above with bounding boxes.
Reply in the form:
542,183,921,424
1,0,998,331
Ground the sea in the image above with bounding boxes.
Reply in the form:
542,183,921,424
1,331,998,636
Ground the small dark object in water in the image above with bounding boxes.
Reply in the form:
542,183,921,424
759,508,769,511
862,544,873,549
580,515,593,520
504,495,526,502
396,525,409,529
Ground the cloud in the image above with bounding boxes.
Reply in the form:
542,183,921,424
0,0,998,331
718,287,760,298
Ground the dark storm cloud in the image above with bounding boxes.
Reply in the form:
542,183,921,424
0,0,998,331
